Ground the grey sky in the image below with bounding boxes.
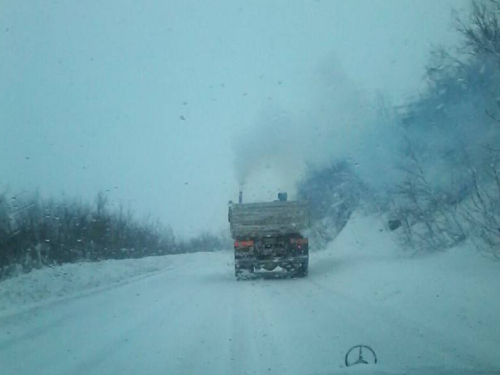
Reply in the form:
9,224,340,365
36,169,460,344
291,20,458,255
0,0,468,237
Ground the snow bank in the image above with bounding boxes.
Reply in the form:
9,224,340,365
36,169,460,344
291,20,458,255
0,255,174,315
325,212,500,313
312,213,500,368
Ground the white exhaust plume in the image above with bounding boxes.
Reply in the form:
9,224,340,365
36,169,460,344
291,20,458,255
232,56,396,194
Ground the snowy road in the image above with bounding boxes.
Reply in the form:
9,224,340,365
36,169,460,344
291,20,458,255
1,216,499,375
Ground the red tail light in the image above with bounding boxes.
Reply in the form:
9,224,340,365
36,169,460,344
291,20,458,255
234,240,254,248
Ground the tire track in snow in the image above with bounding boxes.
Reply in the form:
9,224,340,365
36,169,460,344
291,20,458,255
66,284,203,375
66,253,235,375
0,263,196,375
244,277,351,373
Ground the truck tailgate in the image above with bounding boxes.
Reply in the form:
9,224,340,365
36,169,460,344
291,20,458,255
229,201,310,238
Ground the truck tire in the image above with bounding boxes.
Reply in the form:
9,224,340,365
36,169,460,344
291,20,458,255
295,261,308,277
235,263,254,281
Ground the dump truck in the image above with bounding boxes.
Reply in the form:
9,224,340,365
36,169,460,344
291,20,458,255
228,192,310,280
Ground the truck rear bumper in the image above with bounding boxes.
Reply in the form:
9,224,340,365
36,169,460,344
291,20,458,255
235,255,308,269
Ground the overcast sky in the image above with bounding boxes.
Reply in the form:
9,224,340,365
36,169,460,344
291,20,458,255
0,0,469,237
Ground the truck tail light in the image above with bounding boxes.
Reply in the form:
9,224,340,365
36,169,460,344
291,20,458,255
234,240,254,248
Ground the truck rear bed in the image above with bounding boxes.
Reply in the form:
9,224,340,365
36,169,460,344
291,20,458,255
229,201,310,238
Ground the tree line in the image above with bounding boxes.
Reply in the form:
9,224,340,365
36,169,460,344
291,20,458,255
298,1,500,258
0,191,229,280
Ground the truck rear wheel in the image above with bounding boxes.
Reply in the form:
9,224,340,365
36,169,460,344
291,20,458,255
235,263,254,280
295,261,308,277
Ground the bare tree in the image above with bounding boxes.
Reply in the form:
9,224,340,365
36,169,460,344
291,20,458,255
392,140,467,253
462,146,500,258
457,0,500,60
457,0,500,123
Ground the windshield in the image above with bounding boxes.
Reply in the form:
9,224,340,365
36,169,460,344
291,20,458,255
1,1,499,374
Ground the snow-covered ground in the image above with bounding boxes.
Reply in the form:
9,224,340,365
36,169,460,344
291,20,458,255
0,255,176,315
0,214,499,375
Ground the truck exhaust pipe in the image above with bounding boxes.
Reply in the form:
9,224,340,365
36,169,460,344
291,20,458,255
239,191,243,204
